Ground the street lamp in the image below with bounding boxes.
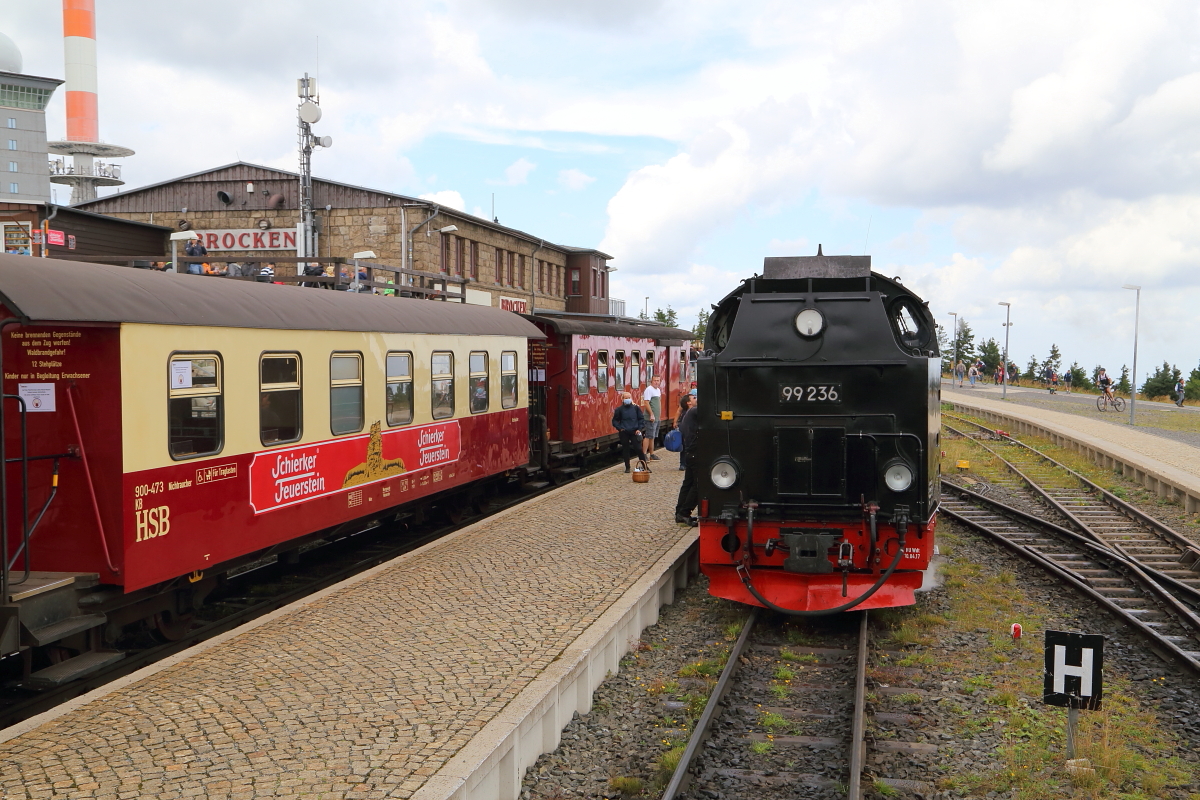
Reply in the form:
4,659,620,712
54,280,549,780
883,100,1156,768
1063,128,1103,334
998,302,1011,399
644,296,649,319
1123,284,1141,425
948,312,959,384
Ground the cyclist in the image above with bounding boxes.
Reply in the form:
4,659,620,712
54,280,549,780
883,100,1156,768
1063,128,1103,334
1098,369,1114,401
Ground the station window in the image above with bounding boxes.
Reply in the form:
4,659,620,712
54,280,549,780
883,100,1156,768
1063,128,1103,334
432,351,455,419
260,353,302,446
470,241,479,280
5,118,14,129
469,351,489,414
501,351,518,408
597,351,609,393
330,353,364,435
615,351,625,389
570,268,580,296
168,354,222,459
575,350,589,395
386,351,413,426
631,352,641,389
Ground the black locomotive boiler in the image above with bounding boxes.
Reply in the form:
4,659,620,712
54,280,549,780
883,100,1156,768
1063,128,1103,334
693,249,940,615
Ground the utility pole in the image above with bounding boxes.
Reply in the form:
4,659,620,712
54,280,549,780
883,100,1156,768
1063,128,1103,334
297,74,331,260
949,312,959,383
999,302,1012,399
1123,285,1141,425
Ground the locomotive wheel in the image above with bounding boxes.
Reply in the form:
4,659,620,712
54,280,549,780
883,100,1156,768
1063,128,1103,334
152,610,194,642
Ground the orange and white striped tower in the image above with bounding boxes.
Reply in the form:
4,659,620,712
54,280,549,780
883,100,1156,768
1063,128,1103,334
47,0,133,204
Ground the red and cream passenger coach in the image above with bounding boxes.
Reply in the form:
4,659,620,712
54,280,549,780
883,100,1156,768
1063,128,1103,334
0,255,543,682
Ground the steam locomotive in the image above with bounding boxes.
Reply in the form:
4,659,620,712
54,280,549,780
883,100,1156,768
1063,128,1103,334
692,249,940,615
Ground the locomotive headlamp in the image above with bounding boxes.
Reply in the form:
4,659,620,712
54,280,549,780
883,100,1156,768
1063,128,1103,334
883,461,914,492
710,459,739,490
794,308,825,338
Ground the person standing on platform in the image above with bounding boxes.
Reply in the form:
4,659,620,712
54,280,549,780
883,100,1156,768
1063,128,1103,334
642,375,663,461
954,360,965,387
1176,376,1186,407
1063,370,1072,394
611,391,647,473
674,392,700,526
676,390,696,470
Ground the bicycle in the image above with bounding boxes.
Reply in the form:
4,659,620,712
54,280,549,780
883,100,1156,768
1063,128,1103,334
1096,391,1125,412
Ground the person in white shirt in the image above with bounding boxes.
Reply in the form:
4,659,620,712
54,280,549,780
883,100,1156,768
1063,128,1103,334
641,375,663,461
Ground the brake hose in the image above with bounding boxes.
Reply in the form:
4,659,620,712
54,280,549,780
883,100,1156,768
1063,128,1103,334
736,504,909,617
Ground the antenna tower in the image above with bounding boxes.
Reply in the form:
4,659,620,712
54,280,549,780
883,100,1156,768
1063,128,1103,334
297,73,331,258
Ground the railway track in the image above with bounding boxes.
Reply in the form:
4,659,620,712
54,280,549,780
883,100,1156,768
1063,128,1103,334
660,611,935,800
0,457,621,730
940,418,1200,672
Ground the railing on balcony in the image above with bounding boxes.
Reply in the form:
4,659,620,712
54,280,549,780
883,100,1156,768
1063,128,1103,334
608,297,626,317
49,159,122,179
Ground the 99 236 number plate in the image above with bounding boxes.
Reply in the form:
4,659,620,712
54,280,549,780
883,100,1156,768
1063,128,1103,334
779,384,841,403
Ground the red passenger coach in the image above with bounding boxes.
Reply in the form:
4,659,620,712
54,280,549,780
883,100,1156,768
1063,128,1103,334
0,255,544,685
523,315,693,463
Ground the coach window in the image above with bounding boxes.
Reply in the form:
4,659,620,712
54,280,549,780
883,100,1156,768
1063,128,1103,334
573,350,588,395
644,351,654,383
168,355,222,459
260,354,302,446
330,353,364,435
432,352,455,419
501,351,518,408
386,352,414,426
469,351,489,414
630,352,641,389
615,351,626,388
597,351,609,393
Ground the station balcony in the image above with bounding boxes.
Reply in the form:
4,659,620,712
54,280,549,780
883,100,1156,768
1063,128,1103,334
608,297,626,317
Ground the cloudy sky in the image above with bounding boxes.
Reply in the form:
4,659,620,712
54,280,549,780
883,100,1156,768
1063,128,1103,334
5,1,1200,381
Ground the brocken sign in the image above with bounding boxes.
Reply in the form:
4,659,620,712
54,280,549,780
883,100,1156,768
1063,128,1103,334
194,229,298,252
499,296,529,314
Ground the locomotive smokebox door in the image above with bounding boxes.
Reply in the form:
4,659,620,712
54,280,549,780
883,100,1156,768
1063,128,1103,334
781,529,842,574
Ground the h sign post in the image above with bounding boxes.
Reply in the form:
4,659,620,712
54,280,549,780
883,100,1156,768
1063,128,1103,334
1043,630,1104,758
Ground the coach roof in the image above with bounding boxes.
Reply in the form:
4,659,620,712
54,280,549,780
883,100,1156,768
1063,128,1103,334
0,255,545,338
526,315,693,343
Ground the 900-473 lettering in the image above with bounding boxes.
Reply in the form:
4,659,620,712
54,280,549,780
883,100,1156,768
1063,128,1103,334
779,384,841,403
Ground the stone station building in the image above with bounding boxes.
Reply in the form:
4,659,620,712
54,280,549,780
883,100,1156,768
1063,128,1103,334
76,162,618,314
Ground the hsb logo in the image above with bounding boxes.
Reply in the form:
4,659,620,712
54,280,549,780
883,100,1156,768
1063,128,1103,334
135,506,170,542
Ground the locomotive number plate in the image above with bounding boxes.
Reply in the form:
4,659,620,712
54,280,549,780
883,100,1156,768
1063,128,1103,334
779,383,841,403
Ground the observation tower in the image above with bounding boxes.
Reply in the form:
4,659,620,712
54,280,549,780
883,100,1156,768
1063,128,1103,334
46,0,133,204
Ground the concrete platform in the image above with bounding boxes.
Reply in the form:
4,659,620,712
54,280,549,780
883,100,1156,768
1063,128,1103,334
944,387,1200,513
0,463,697,800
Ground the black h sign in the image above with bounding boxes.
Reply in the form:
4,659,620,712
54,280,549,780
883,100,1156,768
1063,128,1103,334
1043,630,1103,710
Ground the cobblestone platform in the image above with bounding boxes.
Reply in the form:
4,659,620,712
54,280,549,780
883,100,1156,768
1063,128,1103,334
944,387,1200,513
1,464,694,800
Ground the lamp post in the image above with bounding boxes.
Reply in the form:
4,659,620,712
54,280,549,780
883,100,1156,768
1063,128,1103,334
644,296,649,319
948,312,959,384
998,302,1011,399
1123,284,1141,425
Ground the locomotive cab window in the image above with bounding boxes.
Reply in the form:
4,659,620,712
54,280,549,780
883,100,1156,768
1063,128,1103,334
386,352,413,426
615,351,626,388
260,354,301,446
575,350,589,395
168,355,222,459
469,351,489,414
330,353,364,435
432,352,455,419
597,351,609,393
889,297,932,351
630,352,641,389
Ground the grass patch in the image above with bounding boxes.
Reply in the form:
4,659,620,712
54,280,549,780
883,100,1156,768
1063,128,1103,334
607,776,644,796
769,683,789,700
778,647,818,664
895,692,922,705
722,620,744,640
678,658,724,678
873,779,900,796
773,665,796,681
646,678,679,695
749,740,774,755
760,711,789,731
652,745,686,789
784,628,820,646
682,692,707,719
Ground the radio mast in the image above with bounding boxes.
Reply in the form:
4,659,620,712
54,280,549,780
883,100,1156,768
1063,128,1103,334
296,73,331,258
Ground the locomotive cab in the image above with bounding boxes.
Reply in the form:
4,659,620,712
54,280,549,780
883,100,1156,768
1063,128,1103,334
694,250,940,615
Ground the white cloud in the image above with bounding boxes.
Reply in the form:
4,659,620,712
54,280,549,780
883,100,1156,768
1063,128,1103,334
418,190,466,211
558,168,595,190
489,158,537,186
